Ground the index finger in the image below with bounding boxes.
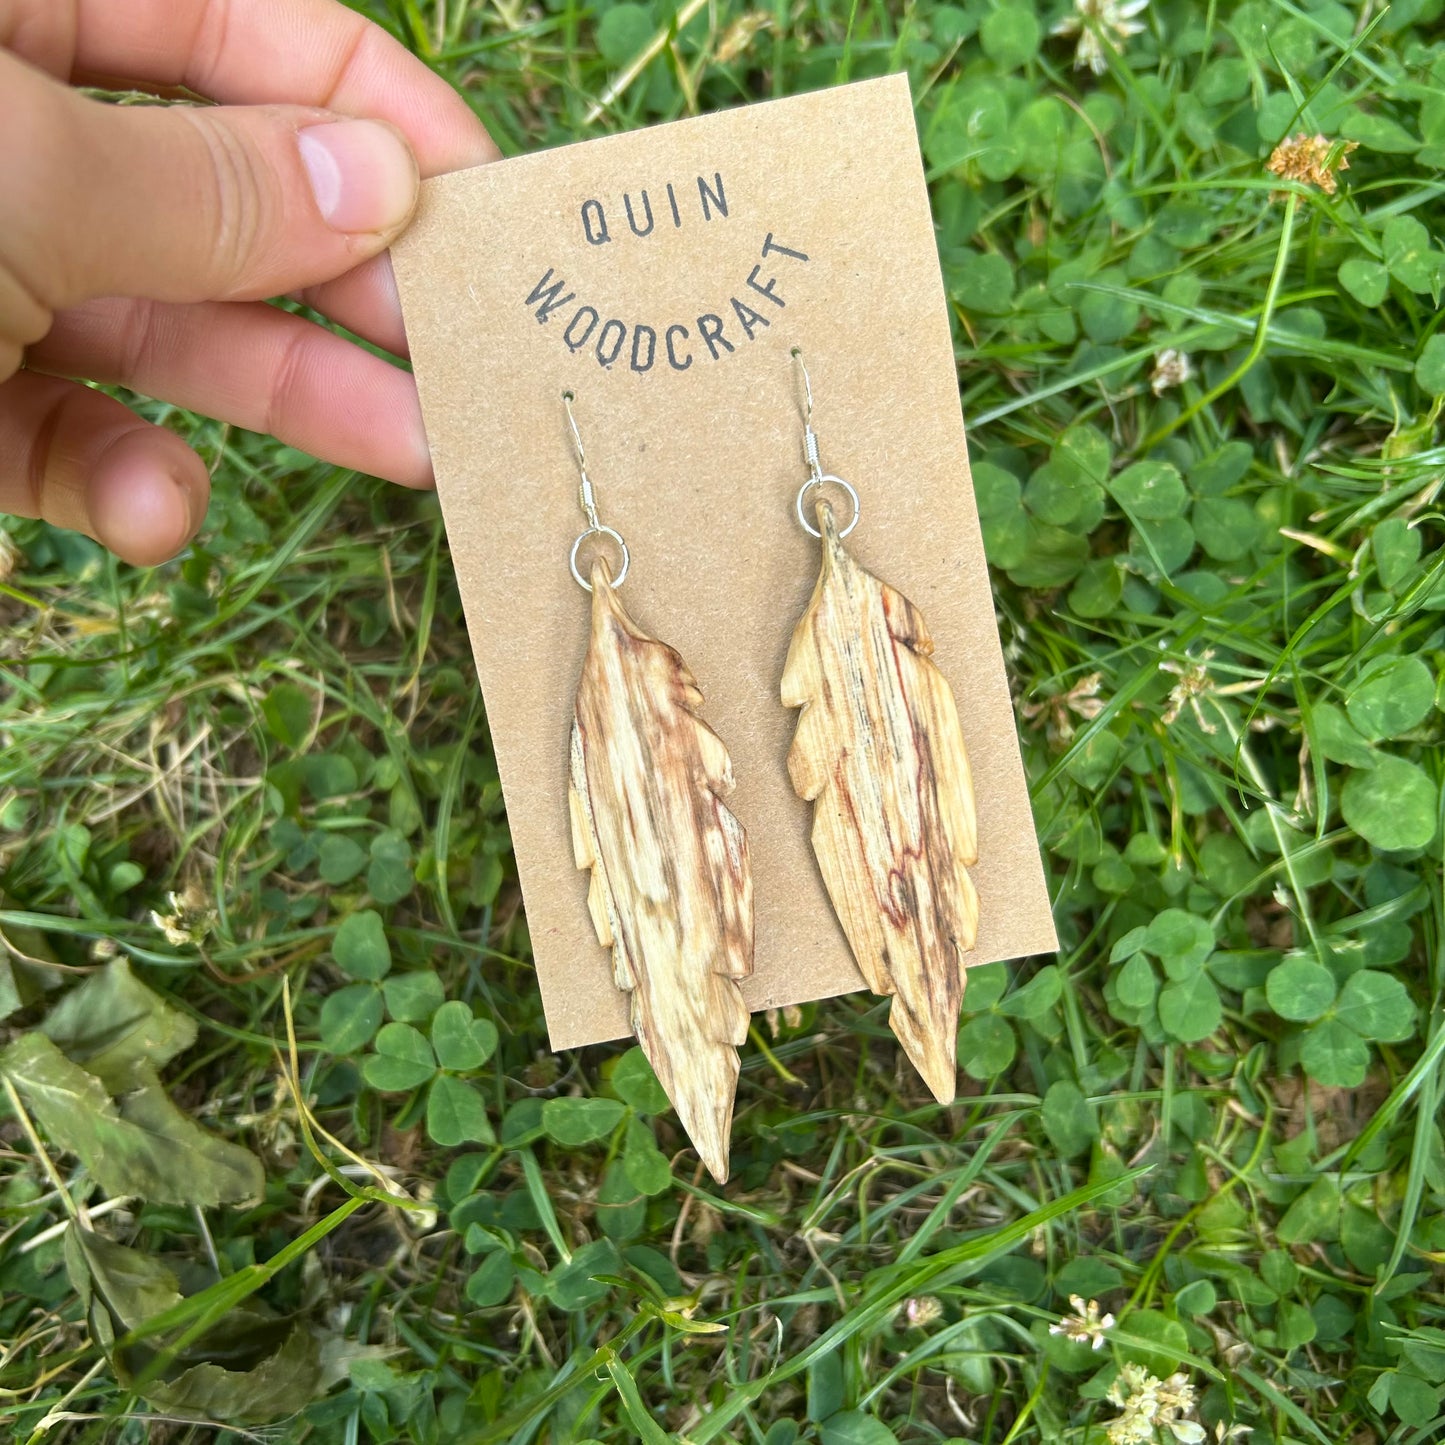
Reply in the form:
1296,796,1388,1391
70,0,498,174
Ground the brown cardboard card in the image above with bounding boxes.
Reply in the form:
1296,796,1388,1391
391,74,1058,1051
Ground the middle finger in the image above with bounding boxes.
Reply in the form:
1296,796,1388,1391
28,295,435,487
295,252,408,358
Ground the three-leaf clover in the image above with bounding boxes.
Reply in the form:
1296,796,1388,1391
1108,910,1221,1043
362,1000,499,1146
538,1047,676,1203
318,911,451,1057
1268,953,1416,1087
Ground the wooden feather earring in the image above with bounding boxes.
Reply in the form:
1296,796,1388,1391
780,351,980,1105
561,391,753,1184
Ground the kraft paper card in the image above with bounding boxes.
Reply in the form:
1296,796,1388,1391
392,73,1057,1051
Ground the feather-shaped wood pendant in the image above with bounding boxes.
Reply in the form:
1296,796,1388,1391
782,500,979,1103
568,561,753,1183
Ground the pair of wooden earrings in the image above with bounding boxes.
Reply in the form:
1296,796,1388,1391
566,351,979,1184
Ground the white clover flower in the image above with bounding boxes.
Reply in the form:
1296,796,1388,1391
1105,1363,1203,1445
1151,348,1195,396
1050,1294,1115,1349
151,883,216,947
1020,671,1106,746
1052,0,1150,75
900,1295,944,1328
1214,1423,1252,1442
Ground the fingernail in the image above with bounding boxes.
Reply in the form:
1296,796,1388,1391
298,120,418,234
408,407,436,489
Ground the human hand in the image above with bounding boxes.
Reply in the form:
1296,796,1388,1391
0,0,498,565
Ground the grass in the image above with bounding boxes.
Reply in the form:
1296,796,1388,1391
4,0,1445,1440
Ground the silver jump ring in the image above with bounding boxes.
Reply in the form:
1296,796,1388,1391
796,475,860,539
570,525,630,592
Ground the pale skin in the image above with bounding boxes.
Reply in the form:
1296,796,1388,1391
0,0,500,565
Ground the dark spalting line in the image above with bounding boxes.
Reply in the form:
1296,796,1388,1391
876,606,914,765
912,725,964,1015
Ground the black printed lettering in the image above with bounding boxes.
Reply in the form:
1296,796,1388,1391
624,190,654,238
745,264,785,308
761,232,808,262
666,324,692,371
697,313,733,360
730,296,769,341
698,172,728,221
524,268,576,323
667,182,681,228
581,198,610,245
630,324,657,373
595,318,626,367
564,306,599,351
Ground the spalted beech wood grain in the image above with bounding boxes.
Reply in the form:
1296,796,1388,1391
782,501,979,1103
568,561,753,1183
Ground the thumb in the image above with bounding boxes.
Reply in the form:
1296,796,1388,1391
2,49,420,312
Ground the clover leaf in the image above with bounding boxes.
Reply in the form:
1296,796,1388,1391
1341,756,1438,851
1278,958,1418,1087
358,1001,499,1146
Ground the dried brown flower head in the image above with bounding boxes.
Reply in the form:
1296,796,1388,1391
716,12,772,65
1265,133,1358,195
1020,671,1106,745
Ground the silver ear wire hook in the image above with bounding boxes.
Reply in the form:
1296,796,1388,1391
793,347,822,484
564,390,630,592
790,348,860,540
